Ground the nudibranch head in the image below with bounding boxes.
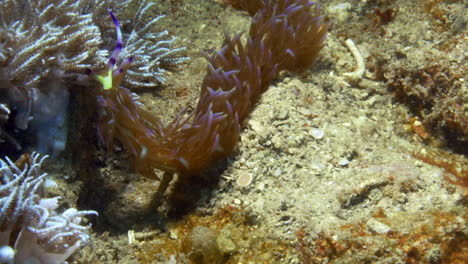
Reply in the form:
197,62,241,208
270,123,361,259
89,10,132,90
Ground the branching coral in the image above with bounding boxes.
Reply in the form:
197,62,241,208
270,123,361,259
0,104,10,141
0,0,106,156
119,0,190,87
92,0,328,191
0,152,97,264
0,0,106,129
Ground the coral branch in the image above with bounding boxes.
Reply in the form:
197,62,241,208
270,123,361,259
94,0,328,179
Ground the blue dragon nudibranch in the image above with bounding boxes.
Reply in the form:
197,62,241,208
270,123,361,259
91,0,328,190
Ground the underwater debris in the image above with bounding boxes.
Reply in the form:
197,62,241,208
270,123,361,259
371,8,396,27
342,39,366,81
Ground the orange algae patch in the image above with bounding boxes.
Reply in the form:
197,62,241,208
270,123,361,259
135,206,293,264
411,149,468,188
294,209,466,264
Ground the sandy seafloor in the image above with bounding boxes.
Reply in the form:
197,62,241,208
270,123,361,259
42,0,466,263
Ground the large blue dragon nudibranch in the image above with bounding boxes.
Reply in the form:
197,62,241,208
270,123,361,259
88,0,328,180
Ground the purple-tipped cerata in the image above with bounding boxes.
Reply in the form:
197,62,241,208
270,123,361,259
108,10,123,66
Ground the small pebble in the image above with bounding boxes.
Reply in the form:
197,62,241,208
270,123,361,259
271,135,283,149
367,218,391,234
297,107,313,116
217,229,237,254
44,178,58,189
276,109,289,120
273,168,282,177
310,128,324,139
248,120,265,134
257,182,265,191
338,158,350,166
236,172,253,187
0,246,14,264
128,230,135,244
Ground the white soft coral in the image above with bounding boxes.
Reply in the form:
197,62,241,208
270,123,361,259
0,153,97,264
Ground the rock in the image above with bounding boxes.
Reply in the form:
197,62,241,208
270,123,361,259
367,218,391,234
